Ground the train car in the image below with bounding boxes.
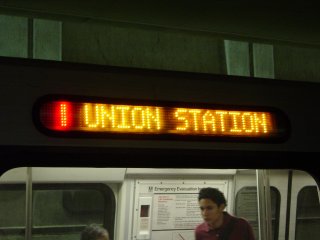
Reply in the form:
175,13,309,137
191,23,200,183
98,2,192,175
0,56,319,240
1,168,319,240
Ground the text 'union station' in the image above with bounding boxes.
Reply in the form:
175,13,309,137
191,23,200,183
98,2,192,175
40,101,275,136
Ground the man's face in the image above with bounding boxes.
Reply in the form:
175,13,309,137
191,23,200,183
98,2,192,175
97,233,109,240
199,198,225,227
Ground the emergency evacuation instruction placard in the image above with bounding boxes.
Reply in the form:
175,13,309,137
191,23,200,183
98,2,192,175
133,180,229,240
152,192,201,230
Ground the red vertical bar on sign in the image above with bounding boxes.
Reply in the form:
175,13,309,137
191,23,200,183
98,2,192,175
60,103,68,127
54,101,73,130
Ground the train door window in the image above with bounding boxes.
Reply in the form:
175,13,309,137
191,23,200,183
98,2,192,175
0,183,115,240
295,186,320,240
0,185,26,240
235,186,280,240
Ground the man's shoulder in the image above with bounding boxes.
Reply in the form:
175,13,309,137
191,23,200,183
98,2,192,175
235,216,251,226
195,222,207,232
226,213,251,228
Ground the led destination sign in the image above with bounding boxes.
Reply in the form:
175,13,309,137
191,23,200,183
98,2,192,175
37,98,288,140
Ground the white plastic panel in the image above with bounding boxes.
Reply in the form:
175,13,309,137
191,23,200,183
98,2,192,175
136,196,153,239
126,168,236,176
0,167,27,182
0,167,126,183
132,179,230,240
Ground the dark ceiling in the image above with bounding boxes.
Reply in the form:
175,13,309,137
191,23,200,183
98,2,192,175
0,0,319,47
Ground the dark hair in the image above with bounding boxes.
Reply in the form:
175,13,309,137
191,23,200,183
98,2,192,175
81,224,109,240
198,187,227,207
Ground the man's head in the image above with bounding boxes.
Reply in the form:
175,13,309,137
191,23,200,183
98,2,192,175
81,224,109,240
198,188,227,228
198,187,227,206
